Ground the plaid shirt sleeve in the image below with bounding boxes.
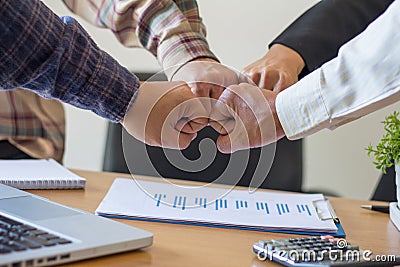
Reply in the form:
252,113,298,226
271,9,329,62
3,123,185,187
63,0,218,79
0,0,139,122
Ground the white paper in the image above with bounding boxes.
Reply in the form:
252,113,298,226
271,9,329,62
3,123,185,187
96,178,337,232
0,159,85,189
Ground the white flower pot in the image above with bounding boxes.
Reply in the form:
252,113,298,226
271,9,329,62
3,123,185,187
396,163,400,210
390,163,400,231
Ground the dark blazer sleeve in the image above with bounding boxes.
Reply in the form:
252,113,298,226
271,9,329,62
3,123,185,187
270,0,394,75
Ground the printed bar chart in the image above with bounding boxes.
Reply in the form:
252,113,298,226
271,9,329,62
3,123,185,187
96,179,340,235
154,193,314,218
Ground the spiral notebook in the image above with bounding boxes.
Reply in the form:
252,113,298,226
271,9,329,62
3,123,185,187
0,159,86,189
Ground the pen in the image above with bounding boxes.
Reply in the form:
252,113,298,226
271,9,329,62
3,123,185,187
361,205,389,214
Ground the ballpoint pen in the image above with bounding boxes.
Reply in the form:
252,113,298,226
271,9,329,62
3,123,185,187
361,205,390,214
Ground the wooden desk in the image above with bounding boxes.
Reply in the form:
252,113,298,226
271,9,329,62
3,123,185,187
28,170,400,267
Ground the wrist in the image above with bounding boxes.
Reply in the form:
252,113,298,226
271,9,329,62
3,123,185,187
159,32,218,80
269,92,285,140
269,44,305,76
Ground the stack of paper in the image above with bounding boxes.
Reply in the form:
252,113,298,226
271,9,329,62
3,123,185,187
96,178,342,235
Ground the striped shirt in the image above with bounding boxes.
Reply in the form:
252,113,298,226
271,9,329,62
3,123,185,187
0,0,138,159
276,0,400,139
63,0,217,78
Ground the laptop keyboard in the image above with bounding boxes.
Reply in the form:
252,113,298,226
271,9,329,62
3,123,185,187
0,214,72,254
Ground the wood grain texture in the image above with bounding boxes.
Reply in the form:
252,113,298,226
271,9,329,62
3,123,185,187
27,170,400,267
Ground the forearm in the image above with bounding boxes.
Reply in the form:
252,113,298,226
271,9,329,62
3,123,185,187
276,0,400,139
64,0,218,79
0,0,139,122
271,0,394,74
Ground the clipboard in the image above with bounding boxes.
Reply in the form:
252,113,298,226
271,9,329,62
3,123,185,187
96,178,346,237
260,199,345,237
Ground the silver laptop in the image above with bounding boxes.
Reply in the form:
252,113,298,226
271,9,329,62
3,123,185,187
0,183,153,266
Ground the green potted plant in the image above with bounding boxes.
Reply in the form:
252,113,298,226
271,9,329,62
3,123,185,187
366,111,400,230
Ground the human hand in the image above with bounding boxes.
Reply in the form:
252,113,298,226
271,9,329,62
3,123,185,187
242,44,305,92
172,58,248,112
209,83,285,153
122,81,209,149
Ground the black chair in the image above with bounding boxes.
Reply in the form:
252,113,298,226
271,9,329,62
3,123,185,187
103,73,303,192
370,166,396,202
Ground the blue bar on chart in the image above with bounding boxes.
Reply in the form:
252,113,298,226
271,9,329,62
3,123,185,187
195,197,207,208
305,204,312,216
181,196,186,210
154,193,166,207
172,195,187,210
215,199,228,210
296,204,312,216
276,203,281,215
235,200,249,209
256,202,270,214
276,203,290,215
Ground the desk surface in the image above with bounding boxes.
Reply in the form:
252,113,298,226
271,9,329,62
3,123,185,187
28,170,400,267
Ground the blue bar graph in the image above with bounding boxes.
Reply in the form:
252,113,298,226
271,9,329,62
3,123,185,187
154,193,166,207
236,200,248,210
305,204,312,216
255,202,270,214
194,197,207,208
216,199,228,210
182,196,186,210
276,204,282,215
296,204,312,216
155,194,312,217
170,195,187,210
265,203,269,214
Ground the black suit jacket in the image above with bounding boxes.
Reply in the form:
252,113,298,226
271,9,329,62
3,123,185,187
271,0,393,75
270,0,395,201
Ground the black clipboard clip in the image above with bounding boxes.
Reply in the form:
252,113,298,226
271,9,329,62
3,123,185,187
312,199,340,224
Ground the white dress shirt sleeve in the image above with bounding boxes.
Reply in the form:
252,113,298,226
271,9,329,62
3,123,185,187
276,0,400,140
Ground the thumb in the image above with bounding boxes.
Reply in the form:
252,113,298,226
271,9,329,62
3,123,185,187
161,97,208,149
215,134,232,154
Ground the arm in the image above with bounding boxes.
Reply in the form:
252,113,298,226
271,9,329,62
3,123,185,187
0,0,207,149
0,0,138,122
276,0,400,139
64,0,243,101
271,0,394,73
243,0,394,91
214,0,400,152
63,0,218,79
